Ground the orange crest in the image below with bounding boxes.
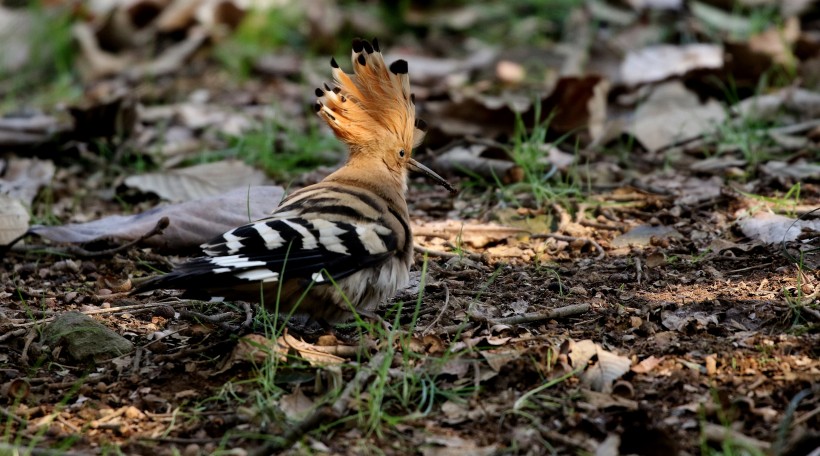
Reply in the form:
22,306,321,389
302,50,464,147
314,38,426,152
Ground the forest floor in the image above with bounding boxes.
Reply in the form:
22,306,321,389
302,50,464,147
1,1,819,455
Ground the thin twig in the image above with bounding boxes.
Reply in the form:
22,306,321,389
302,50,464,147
0,328,27,342
531,233,606,260
0,407,26,425
15,217,170,259
480,303,590,326
422,284,450,334
635,256,643,285
13,300,194,328
578,220,625,231
414,245,484,262
703,423,770,452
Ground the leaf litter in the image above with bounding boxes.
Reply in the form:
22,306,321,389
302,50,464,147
1,0,819,455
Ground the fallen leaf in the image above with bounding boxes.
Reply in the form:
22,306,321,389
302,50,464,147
124,160,269,202
278,387,315,421
611,225,683,248
690,1,753,37
737,211,820,244
29,186,284,252
0,194,29,246
621,44,723,85
748,17,800,65
421,434,497,456
0,158,55,207
432,144,522,184
280,332,345,366
631,355,663,374
629,82,726,152
569,340,632,392
760,160,820,181
480,349,521,372
595,434,621,456
0,6,32,73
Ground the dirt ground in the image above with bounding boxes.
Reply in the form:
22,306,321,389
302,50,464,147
2,1,820,455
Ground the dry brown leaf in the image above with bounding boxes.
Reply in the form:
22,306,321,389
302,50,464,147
421,434,497,456
0,114,67,148
29,186,283,252
280,332,345,366
760,160,820,181
216,334,288,374
737,211,820,245
611,225,683,248
0,158,55,206
748,16,800,65
631,355,663,374
569,340,632,393
124,160,268,202
0,6,32,73
432,144,522,184
277,387,315,421
0,194,30,246
480,349,520,372
620,44,723,85
629,82,725,152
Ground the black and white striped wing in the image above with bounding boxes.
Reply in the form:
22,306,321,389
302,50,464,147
139,217,397,292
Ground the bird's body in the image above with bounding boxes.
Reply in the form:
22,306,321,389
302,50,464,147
135,38,454,324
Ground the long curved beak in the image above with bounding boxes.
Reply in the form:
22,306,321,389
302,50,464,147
408,158,458,194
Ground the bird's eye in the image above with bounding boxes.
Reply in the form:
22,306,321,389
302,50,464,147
399,149,406,158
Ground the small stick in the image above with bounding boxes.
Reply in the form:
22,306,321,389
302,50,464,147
12,299,198,327
480,303,590,326
635,256,643,285
414,245,484,262
422,284,450,334
14,217,169,259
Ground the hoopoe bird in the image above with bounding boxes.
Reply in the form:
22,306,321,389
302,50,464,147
135,38,455,324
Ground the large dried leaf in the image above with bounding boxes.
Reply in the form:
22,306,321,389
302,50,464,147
124,160,269,202
737,211,820,245
620,44,723,85
569,340,632,393
630,82,725,152
29,186,284,251
0,194,29,246
0,158,55,206
0,6,31,74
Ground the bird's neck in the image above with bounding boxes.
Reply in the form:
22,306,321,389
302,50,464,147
325,155,408,210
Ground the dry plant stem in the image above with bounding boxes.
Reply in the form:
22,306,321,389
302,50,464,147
415,245,484,262
635,257,643,285
13,299,194,327
0,328,26,342
481,303,590,326
422,284,450,334
702,423,770,452
14,216,170,258
578,220,624,231
531,233,606,260
0,406,25,425
249,353,388,456
438,321,476,335
177,309,241,333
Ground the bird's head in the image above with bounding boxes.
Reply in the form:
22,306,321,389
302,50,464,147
314,38,456,194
